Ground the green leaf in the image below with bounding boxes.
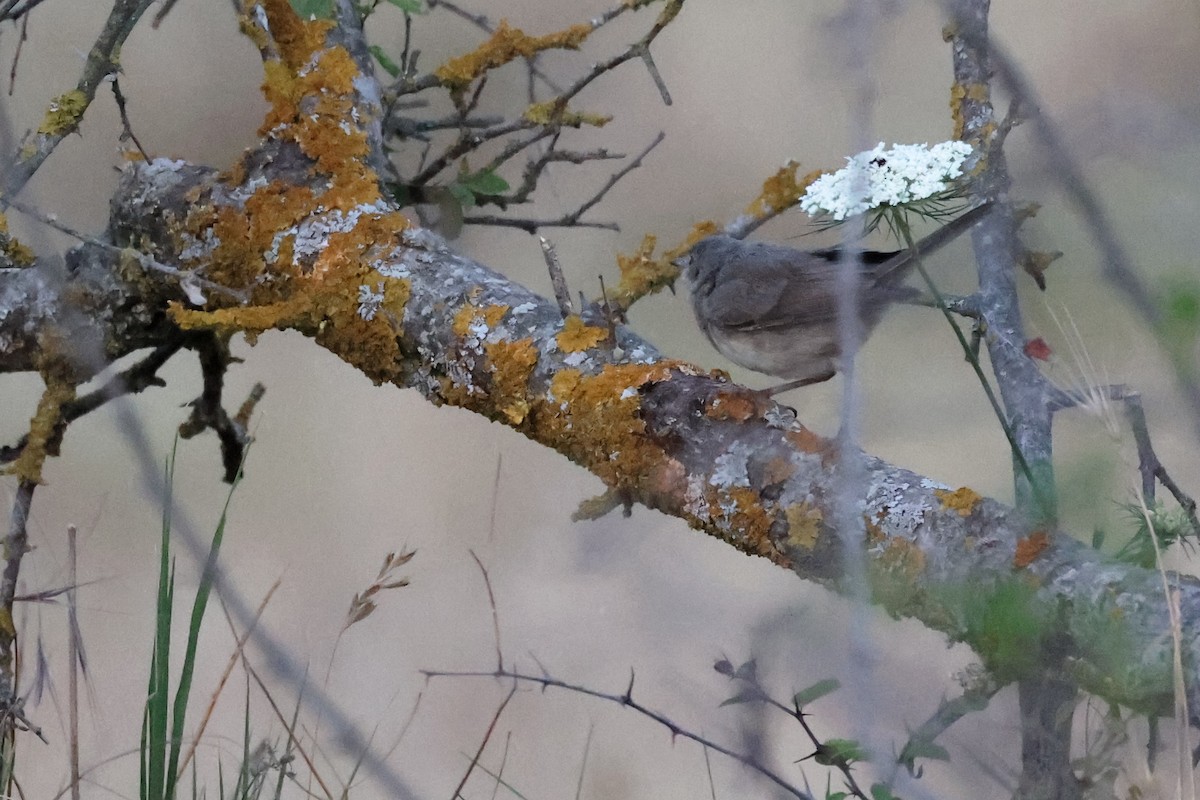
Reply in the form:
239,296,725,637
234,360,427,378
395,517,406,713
369,45,401,78
814,738,866,766
448,182,476,210
898,737,950,764
719,687,765,707
289,0,335,19
870,783,901,800
386,0,425,12
458,168,510,198
793,678,840,707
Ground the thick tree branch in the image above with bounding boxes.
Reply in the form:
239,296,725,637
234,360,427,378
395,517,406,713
31,152,1189,731
0,0,1195,769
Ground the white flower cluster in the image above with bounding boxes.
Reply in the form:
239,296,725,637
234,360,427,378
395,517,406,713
799,141,973,220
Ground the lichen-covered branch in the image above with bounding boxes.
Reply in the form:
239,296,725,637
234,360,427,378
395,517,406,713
0,0,1197,757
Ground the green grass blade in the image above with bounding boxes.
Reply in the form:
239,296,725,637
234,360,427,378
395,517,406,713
164,463,245,798
144,445,179,800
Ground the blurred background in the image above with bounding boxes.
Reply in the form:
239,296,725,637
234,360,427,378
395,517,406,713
2,0,1199,797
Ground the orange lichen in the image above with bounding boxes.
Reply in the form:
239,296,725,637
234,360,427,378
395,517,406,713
9,378,76,483
453,303,509,337
557,315,608,353
724,486,778,558
744,161,824,219
935,486,983,516
257,0,334,68
1013,530,1050,569
435,19,593,89
522,101,611,128
532,361,684,489
609,233,673,309
485,338,540,424
877,536,927,582
785,425,833,458
704,390,762,422
949,81,990,141
784,503,823,550
251,2,380,209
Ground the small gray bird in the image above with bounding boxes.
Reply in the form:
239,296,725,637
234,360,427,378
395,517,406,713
674,204,992,393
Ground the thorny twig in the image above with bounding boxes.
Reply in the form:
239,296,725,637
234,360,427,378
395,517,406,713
423,666,812,799
469,550,503,673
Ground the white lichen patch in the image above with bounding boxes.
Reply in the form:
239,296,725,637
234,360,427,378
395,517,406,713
711,441,755,488
357,283,385,320
865,477,930,537
179,228,219,263
684,473,712,522
268,200,392,267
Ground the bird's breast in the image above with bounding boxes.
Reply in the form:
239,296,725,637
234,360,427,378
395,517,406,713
702,322,840,381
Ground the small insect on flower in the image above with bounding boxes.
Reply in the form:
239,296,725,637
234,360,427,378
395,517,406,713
799,141,975,221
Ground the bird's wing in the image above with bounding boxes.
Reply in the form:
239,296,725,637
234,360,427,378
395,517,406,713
701,244,848,331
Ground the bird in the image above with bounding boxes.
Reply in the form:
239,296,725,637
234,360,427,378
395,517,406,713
673,203,992,394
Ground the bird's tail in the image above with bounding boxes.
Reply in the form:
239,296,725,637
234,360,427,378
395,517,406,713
870,201,994,286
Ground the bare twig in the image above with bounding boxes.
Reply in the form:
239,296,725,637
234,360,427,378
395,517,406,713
6,12,28,95
449,682,517,800
423,665,812,799
565,131,664,225
469,550,503,673
178,335,260,483
464,132,664,233
0,342,181,465
0,479,35,747
67,525,81,800
2,0,155,198
0,0,52,23
110,76,149,161
538,235,574,317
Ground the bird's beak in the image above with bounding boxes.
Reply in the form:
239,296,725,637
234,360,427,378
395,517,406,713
671,254,691,270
